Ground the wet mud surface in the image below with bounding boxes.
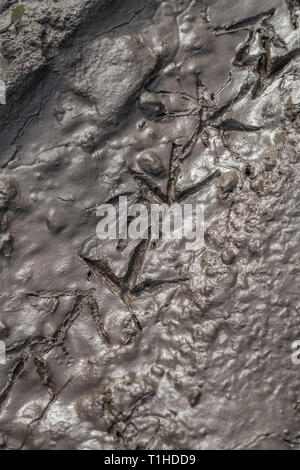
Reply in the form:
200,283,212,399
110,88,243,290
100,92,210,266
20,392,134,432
0,0,299,450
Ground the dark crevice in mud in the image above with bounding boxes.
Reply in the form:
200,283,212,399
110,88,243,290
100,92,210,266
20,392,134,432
214,8,276,35
177,170,221,203
167,143,182,203
132,278,189,297
215,119,261,132
269,48,300,76
180,117,204,161
122,239,150,293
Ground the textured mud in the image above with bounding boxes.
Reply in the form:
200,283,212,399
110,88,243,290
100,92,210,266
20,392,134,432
0,0,299,450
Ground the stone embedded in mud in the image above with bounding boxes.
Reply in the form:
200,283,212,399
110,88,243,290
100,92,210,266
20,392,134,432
136,150,166,178
150,364,165,378
221,244,238,265
188,387,202,408
46,207,68,234
217,171,239,200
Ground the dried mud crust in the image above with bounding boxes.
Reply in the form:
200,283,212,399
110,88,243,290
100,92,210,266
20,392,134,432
0,0,299,451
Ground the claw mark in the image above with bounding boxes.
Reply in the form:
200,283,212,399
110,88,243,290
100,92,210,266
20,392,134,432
34,355,56,397
88,295,111,346
167,143,182,203
0,358,28,413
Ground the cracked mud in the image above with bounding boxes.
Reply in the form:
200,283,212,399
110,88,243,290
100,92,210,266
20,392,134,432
0,0,299,450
